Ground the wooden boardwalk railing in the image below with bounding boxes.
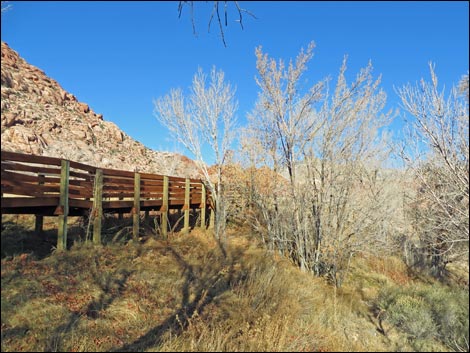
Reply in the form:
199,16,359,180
1,150,213,250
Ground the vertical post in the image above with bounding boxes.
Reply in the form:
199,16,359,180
161,175,169,238
184,177,190,232
93,169,103,244
200,182,206,229
57,160,70,251
133,172,141,239
118,194,124,220
35,174,45,234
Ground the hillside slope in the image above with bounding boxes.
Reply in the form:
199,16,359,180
1,222,467,352
1,41,198,177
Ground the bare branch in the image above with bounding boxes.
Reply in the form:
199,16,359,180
178,1,256,47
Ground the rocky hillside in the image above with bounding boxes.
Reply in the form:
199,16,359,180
1,41,199,177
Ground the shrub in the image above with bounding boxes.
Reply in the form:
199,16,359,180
376,284,469,351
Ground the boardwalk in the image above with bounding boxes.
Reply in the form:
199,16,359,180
1,150,213,249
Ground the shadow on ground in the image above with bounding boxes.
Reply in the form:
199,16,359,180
110,242,244,352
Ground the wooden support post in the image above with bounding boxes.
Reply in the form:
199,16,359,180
200,182,206,229
35,174,45,234
118,195,123,220
133,172,141,239
93,169,103,244
184,178,190,233
57,160,70,251
35,215,44,235
161,175,169,238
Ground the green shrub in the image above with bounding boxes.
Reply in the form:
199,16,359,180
376,284,469,351
417,285,469,351
387,294,436,340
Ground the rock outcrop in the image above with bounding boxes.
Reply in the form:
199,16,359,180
1,41,199,177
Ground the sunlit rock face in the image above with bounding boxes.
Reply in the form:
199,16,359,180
1,41,200,178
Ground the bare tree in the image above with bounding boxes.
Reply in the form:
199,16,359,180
244,42,396,285
153,66,238,244
396,64,469,277
178,1,256,47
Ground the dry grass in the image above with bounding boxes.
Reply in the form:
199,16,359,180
1,220,467,352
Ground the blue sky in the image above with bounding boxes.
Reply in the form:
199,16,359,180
1,1,469,161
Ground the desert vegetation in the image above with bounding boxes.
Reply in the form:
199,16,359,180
1,217,468,352
1,41,469,352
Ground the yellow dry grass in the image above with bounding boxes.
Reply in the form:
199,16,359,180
1,220,467,352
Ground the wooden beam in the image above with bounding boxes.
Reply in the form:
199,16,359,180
93,169,103,244
1,150,62,166
57,160,70,251
35,174,45,234
118,195,124,220
133,172,140,239
161,175,168,239
184,177,190,233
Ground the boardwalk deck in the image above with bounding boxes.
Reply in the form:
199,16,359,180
1,150,213,248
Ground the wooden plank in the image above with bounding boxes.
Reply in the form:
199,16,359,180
69,199,93,208
102,188,134,195
11,175,61,184
0,197,59,208
68,179,94,188
57,160,70,251
169,182,187,188
69,169,94,180
1,170,44,183
102,192,135,198
93,169,103,244
140,193,164,198
2,179,60,193
69,189,94,199
1,150,62,166
102,184,135,191
133,172,140,239
140,185,164,191
140,179,164,186
102,167,135,178
69,160,97,173
103,176,135,185
102,200,134,209
140,188,164,194
100,198,201,210
1,161,61,175
139,172,165,180
1,184,59,197
1,206,57,216
142,200,164,207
